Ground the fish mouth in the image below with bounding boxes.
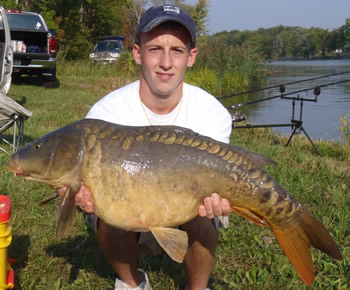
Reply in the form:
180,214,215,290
4,158,24,176
5,158,66,187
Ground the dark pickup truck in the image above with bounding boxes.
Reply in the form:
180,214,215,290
3,9,57,86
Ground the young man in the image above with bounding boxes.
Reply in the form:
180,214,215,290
75,6,233,290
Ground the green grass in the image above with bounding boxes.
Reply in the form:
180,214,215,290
0,66,349,289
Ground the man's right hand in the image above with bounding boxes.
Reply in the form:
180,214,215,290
58,184,95,213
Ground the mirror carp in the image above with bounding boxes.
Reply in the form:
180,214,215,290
5,118,342,285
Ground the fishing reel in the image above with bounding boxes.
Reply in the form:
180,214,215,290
231,110,246,123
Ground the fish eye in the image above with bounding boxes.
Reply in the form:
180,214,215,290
34,143,40,150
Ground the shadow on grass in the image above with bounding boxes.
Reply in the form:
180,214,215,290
8,235,31,290
12,76,60,89
45,229,229,289
45,229,115,284
141,253,229,289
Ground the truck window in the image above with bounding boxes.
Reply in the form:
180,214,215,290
95,41,121,52
5,14,45,31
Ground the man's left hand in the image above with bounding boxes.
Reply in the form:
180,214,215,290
198,193,232,219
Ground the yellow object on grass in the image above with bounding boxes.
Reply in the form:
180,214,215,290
0,196,14,289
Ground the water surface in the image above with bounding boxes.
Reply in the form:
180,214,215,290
228,59,350,141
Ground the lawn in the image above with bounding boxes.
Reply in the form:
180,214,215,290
0,65,349,289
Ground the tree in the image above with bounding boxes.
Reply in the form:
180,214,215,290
150,0,184,6
344,18,350,42
46,0,127,59
272,35,284,58
190,0,209,36
311,27,329,56
336,25,346,49
327,30,338,53
120,0,148,48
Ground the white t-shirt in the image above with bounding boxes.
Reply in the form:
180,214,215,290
86,80,232,143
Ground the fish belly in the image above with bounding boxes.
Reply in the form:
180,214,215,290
84,163,225,231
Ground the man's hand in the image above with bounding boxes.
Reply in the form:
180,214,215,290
198,193,231,219
58,185,95,213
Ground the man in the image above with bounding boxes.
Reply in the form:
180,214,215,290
74,5,232,290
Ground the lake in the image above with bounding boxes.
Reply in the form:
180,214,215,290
226,59,350,142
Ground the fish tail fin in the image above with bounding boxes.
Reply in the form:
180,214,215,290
56,184,79,238
272,207,342,286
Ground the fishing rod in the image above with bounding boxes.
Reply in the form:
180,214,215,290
228,78,350,110
229,78,350,157
217,70,350,101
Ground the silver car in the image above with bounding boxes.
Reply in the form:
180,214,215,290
90,36,125,64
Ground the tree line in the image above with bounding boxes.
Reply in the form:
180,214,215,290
2,0,266,95
3,0,348,95
213,19,350,59
3,0,349,61
2,0,210,60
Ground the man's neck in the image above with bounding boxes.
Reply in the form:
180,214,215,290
139,79,184,115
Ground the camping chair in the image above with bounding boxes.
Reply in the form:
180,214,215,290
0,92,32,153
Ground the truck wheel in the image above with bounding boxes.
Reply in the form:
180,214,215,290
42,67,59,88
43,78,60,88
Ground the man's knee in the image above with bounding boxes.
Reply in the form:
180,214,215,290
181,216,216,231
97,220,139,244
180,216,218,247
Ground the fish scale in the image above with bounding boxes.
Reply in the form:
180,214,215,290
4,118,342,285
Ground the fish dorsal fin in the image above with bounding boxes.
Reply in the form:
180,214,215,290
56,181,81,238
244,151,277,167
229,145,277,167
151,227,188,263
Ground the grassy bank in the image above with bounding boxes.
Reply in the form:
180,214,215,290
0,69,349,289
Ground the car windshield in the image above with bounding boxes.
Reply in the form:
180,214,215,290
2,14,46,31
94,41,121,52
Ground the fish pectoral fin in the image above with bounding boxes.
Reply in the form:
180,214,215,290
56,182,80,238
231,206,268,227
151,227,188,263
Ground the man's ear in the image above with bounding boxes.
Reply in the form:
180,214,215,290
133,44,142,64
187,47,197,68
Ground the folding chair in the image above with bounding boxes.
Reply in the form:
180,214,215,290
0,93,32,153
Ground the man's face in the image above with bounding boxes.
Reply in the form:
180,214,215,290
133,24,197,99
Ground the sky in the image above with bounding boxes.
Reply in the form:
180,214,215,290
186,0,350,34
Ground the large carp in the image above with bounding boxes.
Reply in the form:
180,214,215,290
5,119,342,285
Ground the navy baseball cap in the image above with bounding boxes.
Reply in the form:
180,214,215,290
135,5,196,48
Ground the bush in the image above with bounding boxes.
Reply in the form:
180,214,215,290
221,71,249,96
185,68,219,95
338,113,350,146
